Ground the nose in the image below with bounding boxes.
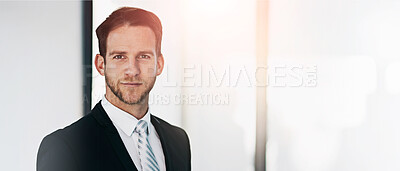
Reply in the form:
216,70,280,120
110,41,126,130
124,58,140,77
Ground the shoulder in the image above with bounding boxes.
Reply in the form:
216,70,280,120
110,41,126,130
50,113,99,139
151,115,191,169
37,115,94,171
151,115,191,153
151,115,189,141
38,113,98,149
37,113,102,170
38,112,101,155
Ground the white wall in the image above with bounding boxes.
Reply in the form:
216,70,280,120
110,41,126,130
181,1,257,170
267,0,400,171
0,1,83,171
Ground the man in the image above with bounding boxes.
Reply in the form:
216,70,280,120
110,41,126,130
37,7,191,171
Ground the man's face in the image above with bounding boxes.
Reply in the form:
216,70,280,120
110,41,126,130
97,25,163,105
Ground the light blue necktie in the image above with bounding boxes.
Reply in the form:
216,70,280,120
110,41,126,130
135,120,160,171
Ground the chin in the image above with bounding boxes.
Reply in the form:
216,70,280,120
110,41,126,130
121,93,145,105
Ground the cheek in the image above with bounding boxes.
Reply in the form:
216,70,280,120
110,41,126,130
105,63,118,70
105,65,121,77
140,64,157,75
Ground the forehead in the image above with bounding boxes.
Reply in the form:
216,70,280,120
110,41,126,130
106,25,157,54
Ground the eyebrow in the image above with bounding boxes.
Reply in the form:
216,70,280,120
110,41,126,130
108,51,128,56
108,50,155,56
138,50,155,56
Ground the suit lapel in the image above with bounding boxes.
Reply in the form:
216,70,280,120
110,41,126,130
92,102,138,171
151,115,173,171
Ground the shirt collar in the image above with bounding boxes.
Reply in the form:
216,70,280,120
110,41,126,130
101,95,152,136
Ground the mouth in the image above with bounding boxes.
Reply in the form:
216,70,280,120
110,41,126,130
120,82,143,87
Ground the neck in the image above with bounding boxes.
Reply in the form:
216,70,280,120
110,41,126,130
105,93,149,120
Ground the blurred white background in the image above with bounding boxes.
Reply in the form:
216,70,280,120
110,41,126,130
1,0,400,171
0,1,83,171
267,0,400,171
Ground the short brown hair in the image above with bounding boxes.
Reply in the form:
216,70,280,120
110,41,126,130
96,7,163,58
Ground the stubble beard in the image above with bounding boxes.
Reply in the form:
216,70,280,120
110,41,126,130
105,73,155,105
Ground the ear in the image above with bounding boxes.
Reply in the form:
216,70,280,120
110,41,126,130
156,54,164,76
95,54,105,76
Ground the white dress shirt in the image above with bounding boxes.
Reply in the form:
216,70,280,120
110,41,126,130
101,96,166,171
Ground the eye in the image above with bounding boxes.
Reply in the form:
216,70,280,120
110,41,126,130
113,55,124,59
139,55,150,59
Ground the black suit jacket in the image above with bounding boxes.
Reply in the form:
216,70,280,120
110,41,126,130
37,102,191,171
